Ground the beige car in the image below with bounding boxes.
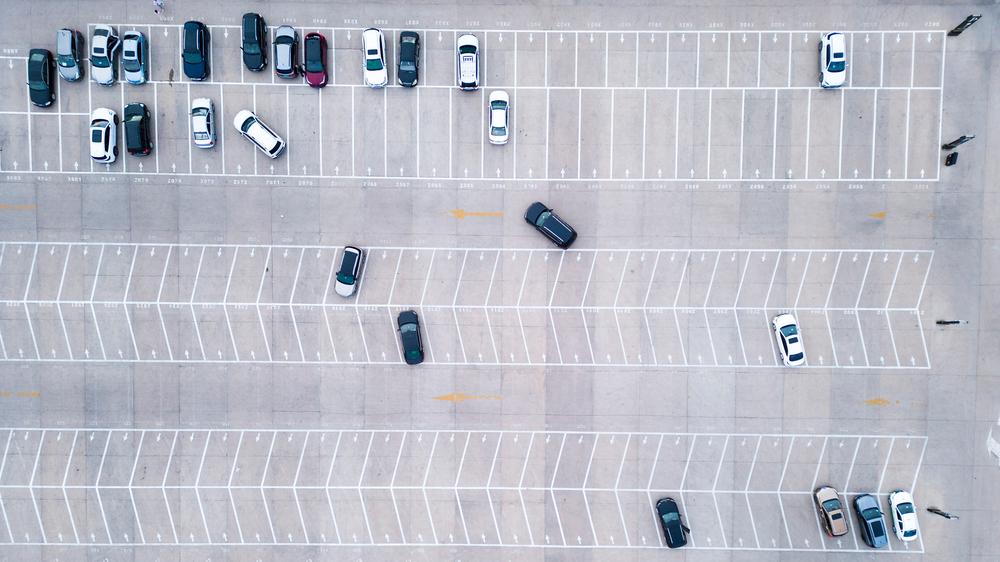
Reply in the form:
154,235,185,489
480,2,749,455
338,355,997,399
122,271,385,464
814,486,849,537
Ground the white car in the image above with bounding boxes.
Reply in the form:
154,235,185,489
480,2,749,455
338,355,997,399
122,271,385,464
233,110,285,158
771,313,805,367
334,246,364,297
456,34,479,90
888,490,919,542
190,97,216,149
121,30,148,85
89,108,118,163
819,32,847,88
90,25,119,86
361,28,387,88
488,90,510,145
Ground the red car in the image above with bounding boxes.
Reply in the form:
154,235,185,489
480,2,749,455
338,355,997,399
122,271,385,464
303,32,327,88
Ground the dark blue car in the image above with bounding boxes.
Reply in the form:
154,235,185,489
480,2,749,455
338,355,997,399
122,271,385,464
182,21,209,80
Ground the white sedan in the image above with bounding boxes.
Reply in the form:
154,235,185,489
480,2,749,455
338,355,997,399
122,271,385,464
190,98,216,148
361,28,387,88
771,313,805,367
888,490,919,542
89,108,118,163
488,91,510,145
819,32,847,88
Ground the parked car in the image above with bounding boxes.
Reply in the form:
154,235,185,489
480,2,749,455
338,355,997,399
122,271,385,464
397,31,419,87
27,49,55,107
488,90,510,144
303,32,327,87
819,32,847,88
397,310,424,365
274,25,298,79
854,494,889,549
334,246,364,297
772,313,805,366
89,108,118,163
90,25,119,85
55,28,83,81
190,97,216,148
121,31,148,85
888,490,919,542
123,103,152,156
814,486,849,537
362,28,387,87
182,21,209,80
233,110,285,158
456,34,479,90
241,12,267,71
524,202,577,249
655,497,688,549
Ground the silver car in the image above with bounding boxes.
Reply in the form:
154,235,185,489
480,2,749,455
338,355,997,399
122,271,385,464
190,97,216,149
121,31,148,85
274,25,298,79
55,28,82,81
90,25,119,85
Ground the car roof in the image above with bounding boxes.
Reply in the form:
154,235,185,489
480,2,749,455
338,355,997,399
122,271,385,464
56,29,74,51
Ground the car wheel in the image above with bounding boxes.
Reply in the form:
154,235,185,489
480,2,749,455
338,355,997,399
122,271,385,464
113,146,118,157
114,115,119,125
818,41,822,52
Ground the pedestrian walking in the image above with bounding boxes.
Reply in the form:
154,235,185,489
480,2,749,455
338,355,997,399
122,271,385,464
152,0,164,17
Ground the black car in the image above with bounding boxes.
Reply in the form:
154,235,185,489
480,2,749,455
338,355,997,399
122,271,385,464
656,497,688,548
123,103,152,156
241,13,267,71
182,21,209,80
397,310,424,365
397,31,420,87
524,202,578,249
27,49,55,107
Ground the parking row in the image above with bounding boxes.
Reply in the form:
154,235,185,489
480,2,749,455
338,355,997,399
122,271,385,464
0,429,926,551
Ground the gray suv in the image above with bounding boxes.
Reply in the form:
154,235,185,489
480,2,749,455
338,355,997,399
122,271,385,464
55,28,82,81
854,494,888,548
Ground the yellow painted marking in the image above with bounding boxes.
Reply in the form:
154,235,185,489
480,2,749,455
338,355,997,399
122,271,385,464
864,398,891,406
0,204,35,211
433,392,502,403
449,209,504,219
867,211,887,220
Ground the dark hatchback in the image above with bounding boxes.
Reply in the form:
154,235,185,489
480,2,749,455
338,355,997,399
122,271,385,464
397,310,424,365
656,497,688,549
524,202,577,249
854,493,888,548
27,49,55,107
397,31,420,87
303,32,327,87
182,21,209,80
241,13,267,71
123,103,152,156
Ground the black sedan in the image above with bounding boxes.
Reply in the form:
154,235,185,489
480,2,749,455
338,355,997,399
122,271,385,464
182,21,210,80
655,497,689,549
27,49,55,107
397,310,424,365
240,13,267,71
524,202,578,248
397,31,420,87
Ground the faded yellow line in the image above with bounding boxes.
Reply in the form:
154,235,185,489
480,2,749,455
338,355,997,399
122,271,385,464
434,392,502,403
0,204,35,211
449,209,504,219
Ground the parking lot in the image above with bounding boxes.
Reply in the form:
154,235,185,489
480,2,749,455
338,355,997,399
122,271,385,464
0,26,945,183
0,428,926,552
0,242,932,368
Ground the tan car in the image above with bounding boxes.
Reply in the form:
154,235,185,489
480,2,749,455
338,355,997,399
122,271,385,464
814,486,849,537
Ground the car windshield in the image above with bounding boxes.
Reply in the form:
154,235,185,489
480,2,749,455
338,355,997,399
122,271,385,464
92,54,110,68
491,126,506,136
91,129,103,142
829,60,846,72
661,512,679,524
305,40,323,72
535,210,551,227
192,107,209,117
57,53,75,67
871,520,885,537
863,507,881,521
400,61,416,71
821,499,840,512
789,352,804,362
183,51,202,64
459,45,476,54
336,272,355,284
897,502,914,514
366,56,383,71
831,512,843,520
123,53,140,72
400,323,416,334
779,324,798,337
193,131,209,140
904,529,916,537
406,349,421,359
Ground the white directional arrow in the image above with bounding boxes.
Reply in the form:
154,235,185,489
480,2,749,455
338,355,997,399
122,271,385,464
74,161,79,171
820,168,826,178
690,168,695,178
498,34,503,43
496,167,501,178
854,168,859,178
589,33,594,43
592,168,597,178
886,168,893,178
43,161,49,171
528,168,534,178
920,168,925,178
334,165,339,175
657,168,662,178
560,168,566,178
559,34,564,44
529,33,534,43
754,168,760,178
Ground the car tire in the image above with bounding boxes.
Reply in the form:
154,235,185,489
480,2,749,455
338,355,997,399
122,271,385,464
818,41,822,52
113,115,119,125
113,146,118,157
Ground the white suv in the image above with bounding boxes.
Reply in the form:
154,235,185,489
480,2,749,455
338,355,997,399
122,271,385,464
456,34,479,90
233,110,285,158
362,28,387,88
819,32,847,88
